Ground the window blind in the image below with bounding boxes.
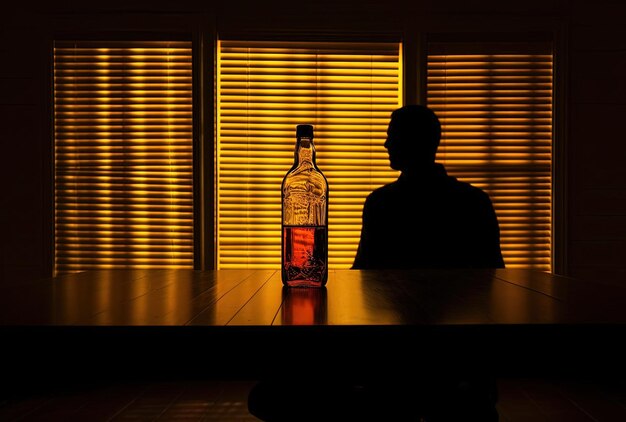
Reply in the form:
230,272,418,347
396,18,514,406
427,42,553,270
218,41,401,269
54,40,194,273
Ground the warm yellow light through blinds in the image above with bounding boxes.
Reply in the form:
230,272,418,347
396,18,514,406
427,43,553,270
54,41,194,273
218,41,401,269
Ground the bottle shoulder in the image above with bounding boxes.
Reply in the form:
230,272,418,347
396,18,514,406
282,169,328,199
283,165,328,184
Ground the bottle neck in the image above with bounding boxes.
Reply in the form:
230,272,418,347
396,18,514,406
295,136,316,166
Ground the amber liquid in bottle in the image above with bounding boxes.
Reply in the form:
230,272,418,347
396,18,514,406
281,125,328,287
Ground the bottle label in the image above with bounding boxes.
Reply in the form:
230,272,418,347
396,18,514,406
283,191,326,225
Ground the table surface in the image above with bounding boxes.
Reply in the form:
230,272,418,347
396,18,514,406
2,269,626,381
2,268,626,326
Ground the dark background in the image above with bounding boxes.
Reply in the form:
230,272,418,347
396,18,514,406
2,0,625,286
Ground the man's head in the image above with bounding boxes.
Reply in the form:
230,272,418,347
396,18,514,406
384,105,441,171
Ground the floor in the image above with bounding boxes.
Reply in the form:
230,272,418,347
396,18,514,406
497,378,626,422
2,378,626,421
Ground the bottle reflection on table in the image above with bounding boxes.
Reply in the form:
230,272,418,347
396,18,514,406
281,286,327,325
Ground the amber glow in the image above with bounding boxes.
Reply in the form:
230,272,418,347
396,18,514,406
53,41,194,274
281,287,328,325
217,41,402,269
54,270,195,324
428,50,553,270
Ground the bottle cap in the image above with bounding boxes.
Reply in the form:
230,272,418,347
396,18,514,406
296,124,314,139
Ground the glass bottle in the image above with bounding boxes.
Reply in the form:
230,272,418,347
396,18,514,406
281,124,329,287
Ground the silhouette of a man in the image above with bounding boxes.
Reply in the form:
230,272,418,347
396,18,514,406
350,105,502,421
353,104,504,269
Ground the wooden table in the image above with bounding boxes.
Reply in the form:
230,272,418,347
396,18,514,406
2,269,626,388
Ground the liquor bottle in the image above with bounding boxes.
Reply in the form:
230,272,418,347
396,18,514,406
281,124,329,287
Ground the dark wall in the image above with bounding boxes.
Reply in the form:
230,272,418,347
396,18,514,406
2,0,626,285
568,1,626,285
1,5,52,283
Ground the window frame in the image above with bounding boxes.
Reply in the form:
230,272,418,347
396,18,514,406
416,31,565,273
214,37,404,269
48,30,202,274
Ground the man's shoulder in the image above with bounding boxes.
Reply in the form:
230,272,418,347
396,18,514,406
449,177,486,194
363,174,493,206
366,180,402,201
445,177,493,207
